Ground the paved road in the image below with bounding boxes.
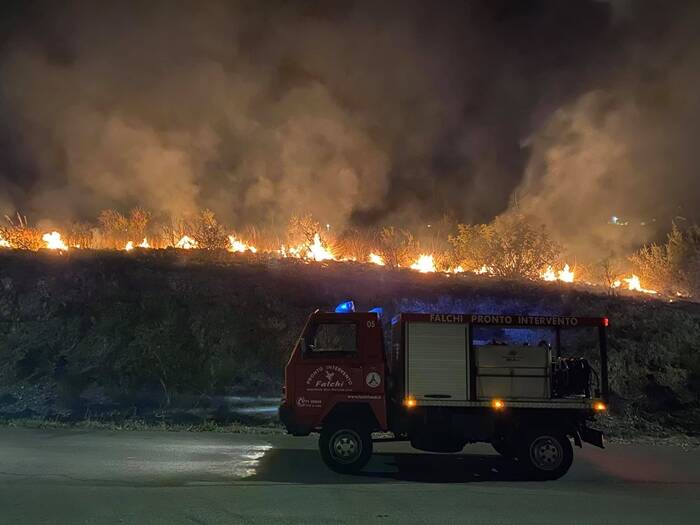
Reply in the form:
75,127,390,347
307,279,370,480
0,427,698,524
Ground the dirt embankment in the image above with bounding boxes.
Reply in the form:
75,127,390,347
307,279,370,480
0,249,699,434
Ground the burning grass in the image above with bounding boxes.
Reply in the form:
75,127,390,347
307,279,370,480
0,208,683,300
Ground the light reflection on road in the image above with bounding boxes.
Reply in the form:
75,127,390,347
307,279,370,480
126,442,274,480
231,444,273,477
0,428,275,485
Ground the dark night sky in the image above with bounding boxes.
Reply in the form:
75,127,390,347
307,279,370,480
0,0,698,255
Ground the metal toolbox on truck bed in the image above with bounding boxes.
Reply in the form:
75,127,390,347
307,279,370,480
475,344,550,399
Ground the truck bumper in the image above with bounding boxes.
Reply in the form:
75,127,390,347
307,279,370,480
278,404,311,436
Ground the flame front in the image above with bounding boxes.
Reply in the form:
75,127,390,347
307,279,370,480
541,263,574,283
541,266,557,281
368,253,385,266
175,235,198,249
410,254,436,273
125,238,150,251
42,231,68,251
228,235,257,253
612,274,657,295
558,264,574,282
0,217,674,299
306,233,334,262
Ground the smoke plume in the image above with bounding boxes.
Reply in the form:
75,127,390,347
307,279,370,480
0,0,698,256
515,1,700,258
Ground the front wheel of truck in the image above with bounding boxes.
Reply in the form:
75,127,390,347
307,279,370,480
319,423,373,474
518,428,573,480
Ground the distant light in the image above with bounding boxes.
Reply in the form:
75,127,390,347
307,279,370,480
491,399,505,410
404,396,417,408
369,307,383,317
603,317,609,327
609,215,629,226
334,301,355,313
593,401,607,412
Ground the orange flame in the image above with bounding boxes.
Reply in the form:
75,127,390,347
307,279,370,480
42,231,68,251
125,238,150,251
558,264,575,283
175,235,198,249
612,274,657,295
541,263,574,283
368,253,385,266
541,266,557,281
228,235,257,253
306,233,334,262
410,254,436,273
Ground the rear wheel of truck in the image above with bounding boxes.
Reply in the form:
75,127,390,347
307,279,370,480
518,428,573,480
319,423,373,474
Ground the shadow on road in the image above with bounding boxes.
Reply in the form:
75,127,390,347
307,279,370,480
249,448,529,484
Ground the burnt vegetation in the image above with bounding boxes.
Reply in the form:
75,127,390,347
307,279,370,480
0,248,699,435
2,208,700,433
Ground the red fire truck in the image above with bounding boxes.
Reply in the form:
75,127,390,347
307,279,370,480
279,304,609,480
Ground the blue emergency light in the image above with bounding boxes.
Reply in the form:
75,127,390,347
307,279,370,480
369,307,383,316
334,301,356,313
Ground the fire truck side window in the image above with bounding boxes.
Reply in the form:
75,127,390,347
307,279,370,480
308,323,357,354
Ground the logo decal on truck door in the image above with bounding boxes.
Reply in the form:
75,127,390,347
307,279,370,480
306,365,353,391
365,372,381,388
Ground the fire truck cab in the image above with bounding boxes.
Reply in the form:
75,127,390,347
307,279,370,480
279,304,608,480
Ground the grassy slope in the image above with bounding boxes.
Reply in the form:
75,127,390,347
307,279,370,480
0,249,698,434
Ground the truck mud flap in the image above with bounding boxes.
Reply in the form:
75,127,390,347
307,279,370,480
580,426,605,449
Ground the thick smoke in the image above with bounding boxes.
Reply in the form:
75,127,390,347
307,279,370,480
0,0,698,254
515,1,700,258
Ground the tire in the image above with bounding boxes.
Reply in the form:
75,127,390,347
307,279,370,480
517,428,573,480
491,436,515,458
319,423,373,474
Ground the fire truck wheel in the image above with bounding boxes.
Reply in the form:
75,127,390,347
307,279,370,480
319,423,373,474
518,428,573,480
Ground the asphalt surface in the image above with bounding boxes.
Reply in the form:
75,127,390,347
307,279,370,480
0,427,698,524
